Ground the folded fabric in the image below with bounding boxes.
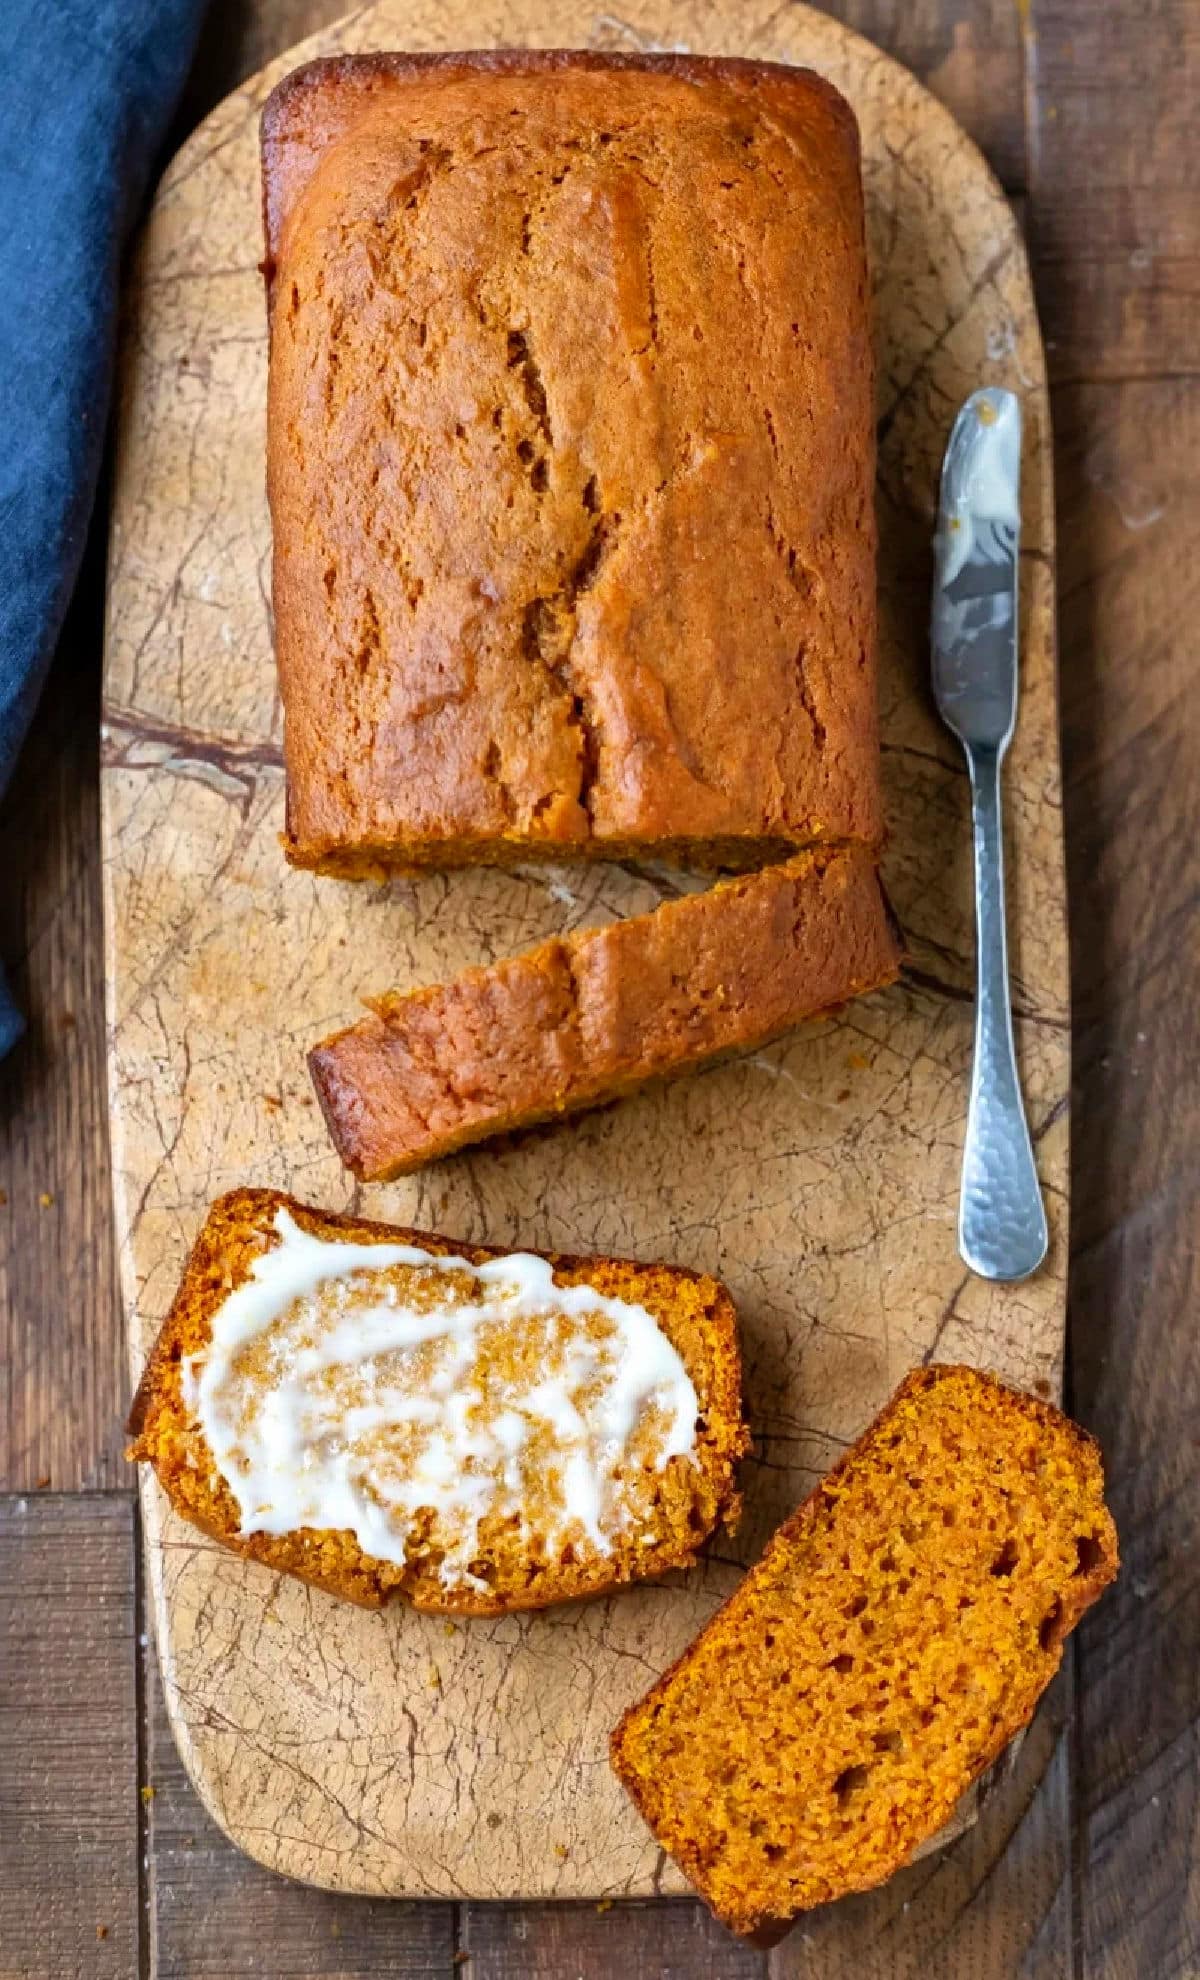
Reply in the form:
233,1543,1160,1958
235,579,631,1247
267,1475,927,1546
0,0,208,1054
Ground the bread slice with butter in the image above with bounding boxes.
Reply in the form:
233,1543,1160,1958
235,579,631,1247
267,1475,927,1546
128,1188,747,1613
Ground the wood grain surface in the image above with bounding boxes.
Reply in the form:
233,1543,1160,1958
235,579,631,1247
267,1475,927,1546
0,1497,140,1979
1,0,1196,1974
101,0,1068,1905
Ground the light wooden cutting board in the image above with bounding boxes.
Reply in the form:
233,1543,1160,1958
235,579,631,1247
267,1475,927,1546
101,0,1067,1901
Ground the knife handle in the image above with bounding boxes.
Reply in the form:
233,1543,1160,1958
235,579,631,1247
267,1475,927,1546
959,742,1048,1281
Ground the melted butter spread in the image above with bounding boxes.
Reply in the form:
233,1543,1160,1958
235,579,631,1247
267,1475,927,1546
936,389,1021,587
183,1210,699,1588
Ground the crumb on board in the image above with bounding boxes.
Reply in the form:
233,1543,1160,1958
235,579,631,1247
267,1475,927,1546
35,1475,51,1489
39,1192,53,1208
140,1785,156,1804
96,1925,108,1941
554,1843,569,1860
596,1898,614,1913
846,1051,871,1071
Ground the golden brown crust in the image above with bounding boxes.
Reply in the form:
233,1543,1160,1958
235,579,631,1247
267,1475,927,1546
262,51,878,870
309,845,903,1181
261,51,862,276
127,1188,748,1613
609,1364,1119,1936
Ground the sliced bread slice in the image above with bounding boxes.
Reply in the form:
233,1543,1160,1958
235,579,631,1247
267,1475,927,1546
309,844,903,1181
128,1188,747,1614
610,1364,1118,1937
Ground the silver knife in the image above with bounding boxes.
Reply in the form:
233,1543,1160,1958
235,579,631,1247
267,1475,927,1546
931,388,1048,1282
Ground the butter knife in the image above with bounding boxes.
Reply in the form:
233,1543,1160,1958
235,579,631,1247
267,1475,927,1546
931,388,1048,1282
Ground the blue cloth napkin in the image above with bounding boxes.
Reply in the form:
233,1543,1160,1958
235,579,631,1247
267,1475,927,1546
0,0,208,1055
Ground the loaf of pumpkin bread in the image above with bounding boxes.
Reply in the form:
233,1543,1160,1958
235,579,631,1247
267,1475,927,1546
127,1189,748,1613
610,1365,1118,1938
262,50,879,874
309,845,902,1181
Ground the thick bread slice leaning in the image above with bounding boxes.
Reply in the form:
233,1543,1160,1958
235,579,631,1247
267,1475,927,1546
309,844,904,1181
128,1188,747,1614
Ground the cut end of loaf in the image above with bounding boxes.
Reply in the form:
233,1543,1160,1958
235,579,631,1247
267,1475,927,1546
610,1364,1118,1936
281,829,812,879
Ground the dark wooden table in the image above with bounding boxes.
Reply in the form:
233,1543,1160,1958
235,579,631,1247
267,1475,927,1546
1,3,1196,1975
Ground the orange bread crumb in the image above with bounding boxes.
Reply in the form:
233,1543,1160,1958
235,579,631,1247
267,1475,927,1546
610,1365,1117,1936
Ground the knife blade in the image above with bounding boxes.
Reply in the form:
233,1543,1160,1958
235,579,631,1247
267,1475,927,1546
932,388,1021,749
